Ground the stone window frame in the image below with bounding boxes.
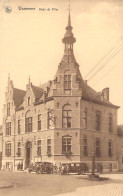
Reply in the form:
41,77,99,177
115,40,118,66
37,139,41,157
6,122,11,135
64,74,71,90
95,138,101,157
25,117,32,133
62,136,72,154
17,142,21,156
96,110,101,131
47,139,51,156
38,114,41,131
108,139,112,157
83,108,87,129
109,113,113,132
83,135,88,156
18,119,21,134
5,142,11,157
62,104,72,128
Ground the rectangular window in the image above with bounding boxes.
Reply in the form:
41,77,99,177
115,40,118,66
25,117,32,133
6,122,11,135
63,110,71,128
96,139,101,157
62,137,72,153
64,75,71,90
83,110,87,129
18,120,21,134
48,112,52,129
7,102,10,116
28,97,30,106
83,136,88,156
37,140,41,156
96,112,101,131
109,114,112,132
5,143,11,156
38,115,41,131
17,142,21,156
47,139,51,155
108,140,112,157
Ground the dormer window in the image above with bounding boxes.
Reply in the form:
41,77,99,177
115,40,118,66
28,97,30,106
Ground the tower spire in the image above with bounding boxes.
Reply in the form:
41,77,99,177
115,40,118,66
61,4,76,63
68,0,71,26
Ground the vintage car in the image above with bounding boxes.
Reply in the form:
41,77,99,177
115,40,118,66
28,162,53,174
61,162,89,175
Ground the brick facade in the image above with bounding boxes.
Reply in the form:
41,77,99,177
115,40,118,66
1,13,120,172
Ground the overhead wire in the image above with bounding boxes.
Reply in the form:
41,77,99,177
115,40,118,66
91,60,121,87
87,45,123,81
84,38,123,79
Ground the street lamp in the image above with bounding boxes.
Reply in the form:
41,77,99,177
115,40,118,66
92,151,95,176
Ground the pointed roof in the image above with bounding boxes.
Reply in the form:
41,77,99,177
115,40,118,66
13,88,26,109
32,85,43,101
62,13,76,44
67,12,71,27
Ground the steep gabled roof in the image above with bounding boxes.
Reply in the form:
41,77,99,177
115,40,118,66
32,85,43,101
13,88,26,109
82,83,119,109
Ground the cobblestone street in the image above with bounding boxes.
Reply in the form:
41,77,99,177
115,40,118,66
56,174,123,196
56,182,123,196
0,171,123,196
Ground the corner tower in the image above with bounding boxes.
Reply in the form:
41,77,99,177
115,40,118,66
62,12,76,63
53,13,85,97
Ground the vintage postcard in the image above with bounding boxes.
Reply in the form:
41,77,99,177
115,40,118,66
0,0,123,196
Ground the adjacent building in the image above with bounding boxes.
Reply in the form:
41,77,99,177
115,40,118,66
1,13,120,171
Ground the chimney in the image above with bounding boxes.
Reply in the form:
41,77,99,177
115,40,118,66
102,88,109,101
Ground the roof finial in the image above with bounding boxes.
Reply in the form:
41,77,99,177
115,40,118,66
68,0,71,14
67,0,71,26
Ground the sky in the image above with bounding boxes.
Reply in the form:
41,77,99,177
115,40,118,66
0,0,123,125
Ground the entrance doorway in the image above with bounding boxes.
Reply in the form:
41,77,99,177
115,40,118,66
26,141,32,168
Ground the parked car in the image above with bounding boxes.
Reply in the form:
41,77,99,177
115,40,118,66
61,162,89,175
28,162,53,174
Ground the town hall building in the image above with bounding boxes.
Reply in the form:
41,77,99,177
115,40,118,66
1,13,120,171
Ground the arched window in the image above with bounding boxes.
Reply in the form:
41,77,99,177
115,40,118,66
62,104,72,128
96,111,101,131
109,113,113,132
